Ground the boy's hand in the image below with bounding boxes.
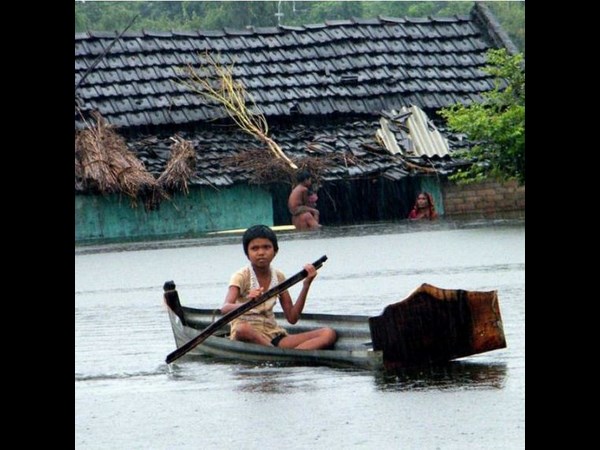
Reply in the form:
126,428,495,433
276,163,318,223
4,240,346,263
303,264,317,286
247,287,264,299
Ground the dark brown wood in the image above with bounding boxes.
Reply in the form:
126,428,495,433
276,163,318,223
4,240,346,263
165,255,328,364
368,283,506,369
163,281,186,326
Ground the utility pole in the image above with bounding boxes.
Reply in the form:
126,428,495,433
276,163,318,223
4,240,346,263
275,0,284,26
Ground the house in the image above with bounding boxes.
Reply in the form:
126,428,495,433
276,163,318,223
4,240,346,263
75,3,518,243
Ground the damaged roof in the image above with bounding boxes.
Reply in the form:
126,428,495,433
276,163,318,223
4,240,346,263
125,114,468,188
74,4,514,189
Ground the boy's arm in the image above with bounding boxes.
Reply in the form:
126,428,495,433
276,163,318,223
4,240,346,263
220,286,241,314
221,285,265,314
279,264,317,324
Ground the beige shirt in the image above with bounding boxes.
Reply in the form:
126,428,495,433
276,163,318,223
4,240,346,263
228,266,288,341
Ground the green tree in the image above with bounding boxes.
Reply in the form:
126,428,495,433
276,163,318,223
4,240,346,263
74,1,524,53
439,49,525,184
302,1,363,24
201,1,278,29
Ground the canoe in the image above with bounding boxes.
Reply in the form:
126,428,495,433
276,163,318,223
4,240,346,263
166,304,382,369
164,283,506,370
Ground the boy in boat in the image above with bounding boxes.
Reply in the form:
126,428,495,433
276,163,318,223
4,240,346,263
220,225,337,349
288,170,321,230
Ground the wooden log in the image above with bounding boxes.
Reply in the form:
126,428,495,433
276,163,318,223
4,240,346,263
368,283,506,369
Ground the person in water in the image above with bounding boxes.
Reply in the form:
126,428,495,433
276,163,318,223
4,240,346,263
408,192,438,220
220,225,337,349
287,170,321,230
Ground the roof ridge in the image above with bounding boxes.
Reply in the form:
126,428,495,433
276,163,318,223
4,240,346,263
471,3,519,55
76,15,479,40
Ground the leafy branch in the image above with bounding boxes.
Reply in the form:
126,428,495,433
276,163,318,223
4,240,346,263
439,49,525,184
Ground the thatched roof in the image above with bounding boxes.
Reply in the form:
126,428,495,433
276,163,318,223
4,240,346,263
75,112,195,208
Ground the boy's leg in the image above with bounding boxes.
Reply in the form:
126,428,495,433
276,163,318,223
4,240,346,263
233,322,273,346
277,328,337,350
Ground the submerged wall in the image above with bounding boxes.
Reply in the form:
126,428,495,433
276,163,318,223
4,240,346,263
442,179,525,218
75,184,273,242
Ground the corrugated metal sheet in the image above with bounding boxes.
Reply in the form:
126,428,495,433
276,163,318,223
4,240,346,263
403,105,450,158
376,118,402,155
378,106,450,158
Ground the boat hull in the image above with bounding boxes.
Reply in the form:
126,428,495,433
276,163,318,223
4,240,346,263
167,307,383,369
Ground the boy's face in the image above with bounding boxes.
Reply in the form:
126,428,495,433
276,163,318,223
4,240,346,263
247,237,276,269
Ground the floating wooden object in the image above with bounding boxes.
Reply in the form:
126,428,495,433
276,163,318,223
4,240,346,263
368,283,506,369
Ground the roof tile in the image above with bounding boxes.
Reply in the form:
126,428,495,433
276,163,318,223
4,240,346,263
75,12,507,130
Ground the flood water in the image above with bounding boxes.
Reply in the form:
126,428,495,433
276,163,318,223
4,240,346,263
75,219,525,449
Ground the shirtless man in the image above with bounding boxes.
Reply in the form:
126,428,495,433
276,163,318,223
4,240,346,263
288,170,321,230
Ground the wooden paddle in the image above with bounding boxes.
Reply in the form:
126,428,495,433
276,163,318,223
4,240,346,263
165,255,328,364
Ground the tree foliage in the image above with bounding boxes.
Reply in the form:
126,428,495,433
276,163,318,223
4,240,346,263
439,49,525,184
74,1,524,52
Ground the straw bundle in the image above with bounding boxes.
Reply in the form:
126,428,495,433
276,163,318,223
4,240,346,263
225,148,335,185
178,52,298,169
157,135,196,194
74,111,163,208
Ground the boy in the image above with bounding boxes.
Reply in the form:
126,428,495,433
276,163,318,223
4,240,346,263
220,225,336,349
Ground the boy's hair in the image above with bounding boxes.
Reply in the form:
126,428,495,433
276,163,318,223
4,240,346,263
296,170,311,183
242,225,279,256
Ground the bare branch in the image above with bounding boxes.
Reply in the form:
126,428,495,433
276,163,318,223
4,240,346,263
177,52,297,169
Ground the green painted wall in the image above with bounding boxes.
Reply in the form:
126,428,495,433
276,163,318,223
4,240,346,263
75,184,274,242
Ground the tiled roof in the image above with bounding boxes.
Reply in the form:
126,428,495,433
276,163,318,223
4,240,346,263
75,5,511,131
74,5,512,190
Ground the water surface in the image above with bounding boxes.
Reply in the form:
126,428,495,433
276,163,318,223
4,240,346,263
75,219,525,449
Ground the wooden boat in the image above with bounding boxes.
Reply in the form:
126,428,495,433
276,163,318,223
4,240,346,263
164,283,506,370
166,305,381,369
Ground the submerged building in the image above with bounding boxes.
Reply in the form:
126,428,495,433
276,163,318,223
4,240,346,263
75,3,518,242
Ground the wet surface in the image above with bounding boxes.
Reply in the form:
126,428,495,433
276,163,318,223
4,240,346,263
75,219,524,449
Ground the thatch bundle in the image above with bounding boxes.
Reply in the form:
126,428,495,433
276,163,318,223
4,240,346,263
75,111,163,208
225,148,337,185
157,135,197,194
